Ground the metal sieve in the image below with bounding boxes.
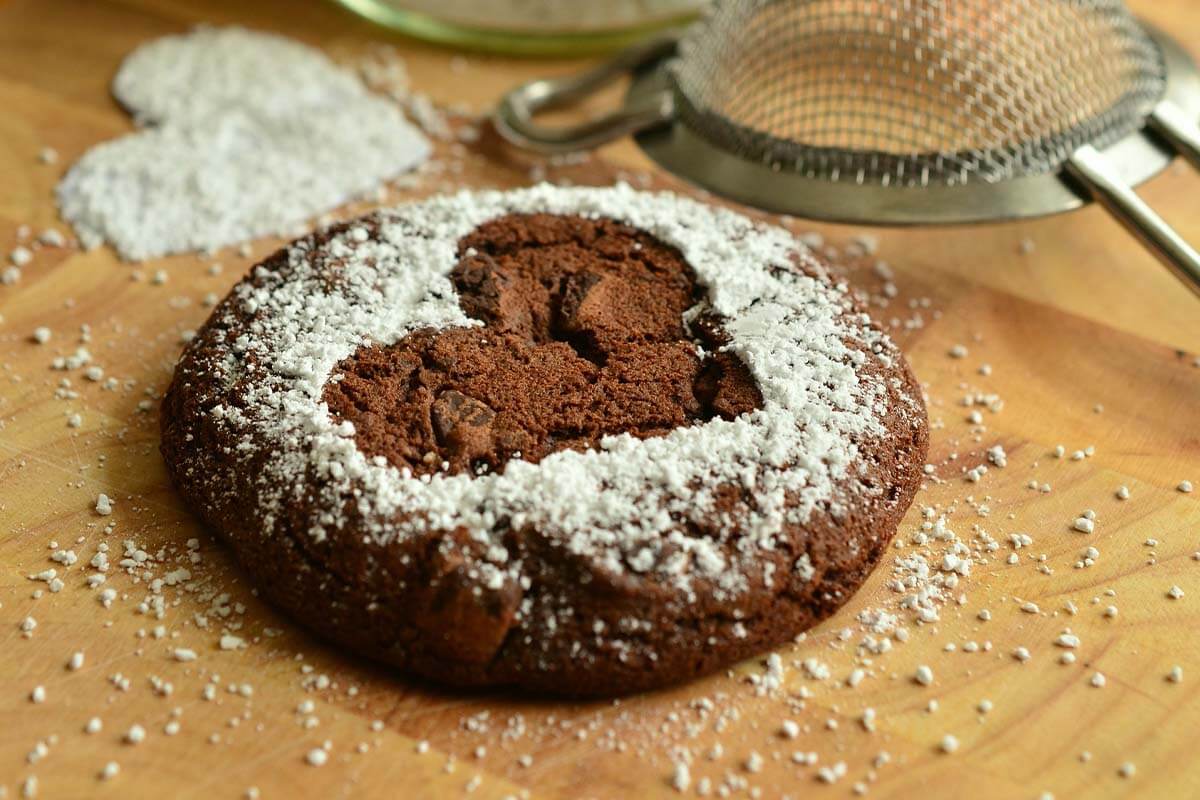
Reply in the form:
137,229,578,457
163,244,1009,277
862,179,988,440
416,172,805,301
495,0,1200,295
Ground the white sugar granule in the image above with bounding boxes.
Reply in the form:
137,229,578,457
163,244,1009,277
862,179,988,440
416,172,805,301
1054,633,1080,649
190,184,912,595
57,27,429,261
10,246,33,266
38,228,65,247
219,635,245,650
670,761,690,792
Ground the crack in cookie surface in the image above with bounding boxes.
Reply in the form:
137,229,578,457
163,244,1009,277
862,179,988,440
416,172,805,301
323,213,761,477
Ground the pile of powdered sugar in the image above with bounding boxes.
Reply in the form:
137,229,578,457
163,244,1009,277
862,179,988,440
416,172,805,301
198,184,911,591
56,27,430,262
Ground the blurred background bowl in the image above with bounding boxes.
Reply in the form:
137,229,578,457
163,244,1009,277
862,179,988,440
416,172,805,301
331,0,705,55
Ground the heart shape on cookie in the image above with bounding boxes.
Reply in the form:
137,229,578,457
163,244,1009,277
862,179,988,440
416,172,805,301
323,213,762,478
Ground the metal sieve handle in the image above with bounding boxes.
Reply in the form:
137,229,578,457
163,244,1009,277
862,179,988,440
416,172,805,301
1149,100,1200,172
493,36,677,154
1066,143,1200,298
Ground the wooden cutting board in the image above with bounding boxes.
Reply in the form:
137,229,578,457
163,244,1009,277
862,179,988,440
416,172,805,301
2,1,1199,798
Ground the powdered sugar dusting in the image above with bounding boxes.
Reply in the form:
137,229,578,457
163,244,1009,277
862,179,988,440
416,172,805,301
56,27,430,261
194,184,908,589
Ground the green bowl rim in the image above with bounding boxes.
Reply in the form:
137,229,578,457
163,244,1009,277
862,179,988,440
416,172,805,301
331,0,699,57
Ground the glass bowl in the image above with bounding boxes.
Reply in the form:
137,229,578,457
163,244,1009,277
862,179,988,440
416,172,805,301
332,0,704,56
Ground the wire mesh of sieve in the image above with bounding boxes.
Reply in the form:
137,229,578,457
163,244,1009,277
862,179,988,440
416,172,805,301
669,0,1168,186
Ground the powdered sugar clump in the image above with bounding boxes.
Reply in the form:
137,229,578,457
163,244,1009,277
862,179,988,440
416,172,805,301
193,184,911,590
56,27,430,261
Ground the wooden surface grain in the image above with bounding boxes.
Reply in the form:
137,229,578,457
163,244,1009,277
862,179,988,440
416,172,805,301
1,1,1199,798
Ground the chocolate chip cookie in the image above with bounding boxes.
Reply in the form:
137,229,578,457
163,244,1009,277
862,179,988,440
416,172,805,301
160,185,928,696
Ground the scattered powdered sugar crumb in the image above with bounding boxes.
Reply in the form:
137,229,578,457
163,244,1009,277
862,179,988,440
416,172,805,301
56,26,430,261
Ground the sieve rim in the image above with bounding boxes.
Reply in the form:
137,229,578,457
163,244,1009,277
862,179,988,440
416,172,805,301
667,66,1167,189
629,23,1200,225
666,4,1169,189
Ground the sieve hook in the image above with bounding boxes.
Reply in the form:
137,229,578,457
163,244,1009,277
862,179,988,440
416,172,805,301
1066,100,1200,297
494,36,677,154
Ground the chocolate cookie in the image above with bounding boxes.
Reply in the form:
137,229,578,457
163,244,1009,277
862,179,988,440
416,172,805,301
161,185,928,696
